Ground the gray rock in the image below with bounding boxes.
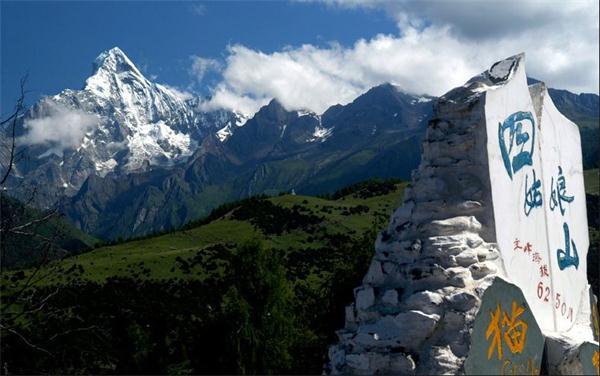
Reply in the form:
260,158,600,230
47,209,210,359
363,260,384,285
546,336,600,376
346,353,370,371
445,291,478,311
393,310,439,346
381,289,399,305
355,287,375,311
345,304,357,330
389,353,416,374
404,291,444,315
328,346,346,373
368,353,390,371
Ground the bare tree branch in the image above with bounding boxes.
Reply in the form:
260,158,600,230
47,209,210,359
0,323,53,356
0,76,27,186
0,76,75,362
3,210,57,234
48,325,98,342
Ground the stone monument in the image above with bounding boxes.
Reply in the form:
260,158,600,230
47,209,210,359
327,53,599,375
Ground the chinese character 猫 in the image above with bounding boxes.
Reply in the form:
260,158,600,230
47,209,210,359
539,265,549,278
549,166,574,216
498,111,536,179
524,169,543,216
485,301,530,361
524,242,533,254
486,304,504,360
514,239,523,251
502,301,528,355
557,222,579,270
532,252,542,263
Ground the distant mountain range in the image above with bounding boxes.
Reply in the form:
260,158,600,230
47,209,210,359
9,48,599,240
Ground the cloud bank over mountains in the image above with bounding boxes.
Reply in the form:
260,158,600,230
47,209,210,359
195,0,599,115
21,102,100,156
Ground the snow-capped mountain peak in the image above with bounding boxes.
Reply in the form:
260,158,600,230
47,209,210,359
216,111,248,142
93,47,144,77
85,47,151,100
17,47,244,206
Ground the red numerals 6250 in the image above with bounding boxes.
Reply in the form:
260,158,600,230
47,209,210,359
536,281,573,321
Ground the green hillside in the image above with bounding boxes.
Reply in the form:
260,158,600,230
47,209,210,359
34,180,404,284
0,196,98,269
14,168,593,286
2,176,598,375
0,180,406,374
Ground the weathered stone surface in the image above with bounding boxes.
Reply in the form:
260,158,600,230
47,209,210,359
464,277,544,375
381,289,398,306
445,291,478,312
389,353,416,374
423,346,462,375
326,53,595,375
355,287,375,311
546,337,599,375
577,342,599,375
346,353,369,371
345,304,357,330
403,290,444,315
423,216,482,236
328,346,346,372
469,261,496,279
363,260,384,285
394,310,439,341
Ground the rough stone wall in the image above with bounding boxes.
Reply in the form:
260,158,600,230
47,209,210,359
327,60,509,375
326,53,598,375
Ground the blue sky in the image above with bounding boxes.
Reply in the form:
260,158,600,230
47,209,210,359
1,1,394,115
2,1,598,116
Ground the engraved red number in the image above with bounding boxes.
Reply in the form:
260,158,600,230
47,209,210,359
555,293,561,309
537,282,543,299
544,287,550,302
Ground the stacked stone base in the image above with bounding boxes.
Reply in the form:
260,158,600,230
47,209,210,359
326,53,599,375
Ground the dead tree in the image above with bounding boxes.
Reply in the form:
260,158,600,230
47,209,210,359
0,78,62,360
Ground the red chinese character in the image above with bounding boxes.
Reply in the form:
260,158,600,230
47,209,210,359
532,252,542,263
524,242,533,254
540,265,549,278
513,239,522,251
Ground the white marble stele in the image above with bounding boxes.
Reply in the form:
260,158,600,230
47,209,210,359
326,53,598,375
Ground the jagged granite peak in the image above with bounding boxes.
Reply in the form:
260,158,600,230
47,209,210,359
223,98,300,160
259,98,293,122
13,47,244,207
92,47,143,75
326,53,596,374
355,83,434,107
85,47,166,106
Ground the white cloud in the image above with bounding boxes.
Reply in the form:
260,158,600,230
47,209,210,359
190,3,206,16
199,0,598,115
21,102,100,156
190,56,221,83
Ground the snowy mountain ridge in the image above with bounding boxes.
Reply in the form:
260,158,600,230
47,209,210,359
16,47,596,241
16,47,245,204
